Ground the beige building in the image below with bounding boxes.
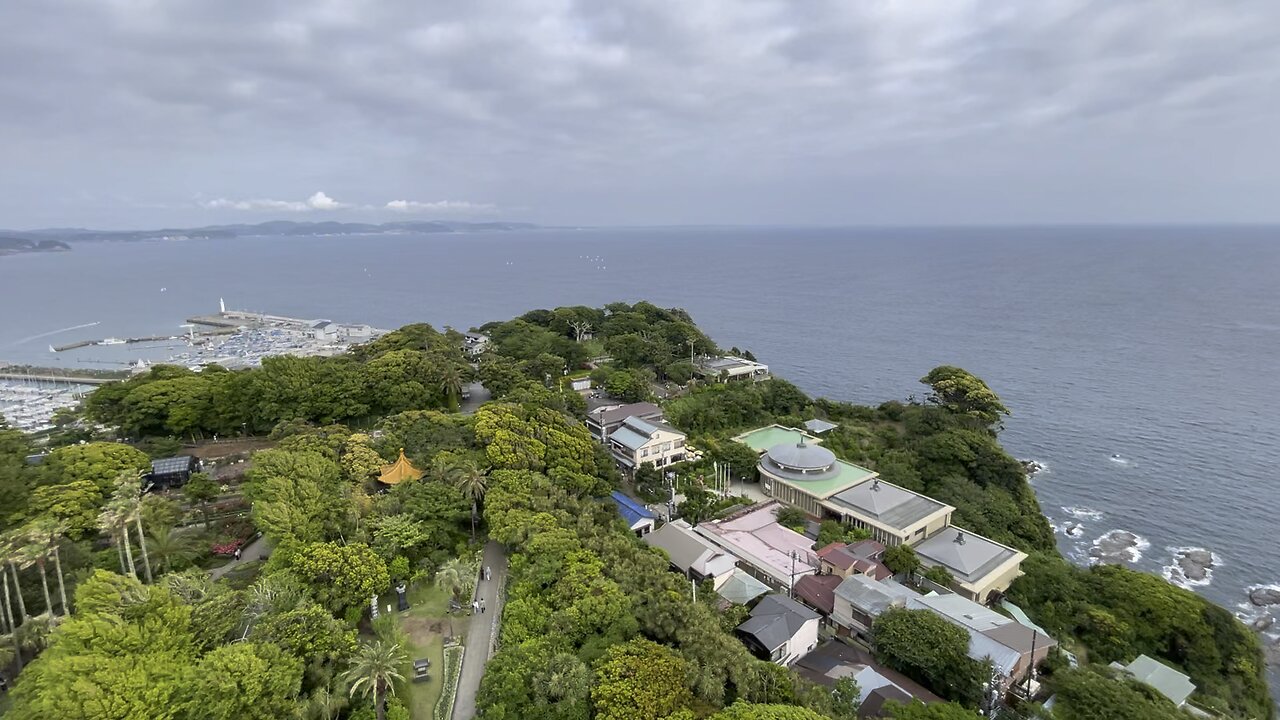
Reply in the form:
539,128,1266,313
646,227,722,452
912,527,1027,603
607,415,689,473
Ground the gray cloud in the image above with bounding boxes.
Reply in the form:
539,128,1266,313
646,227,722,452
2,0,1279,227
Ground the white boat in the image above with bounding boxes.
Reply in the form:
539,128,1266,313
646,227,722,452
99,337,127,346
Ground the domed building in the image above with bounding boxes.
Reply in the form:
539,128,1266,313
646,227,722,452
729,423,1028,603
734,424,953,548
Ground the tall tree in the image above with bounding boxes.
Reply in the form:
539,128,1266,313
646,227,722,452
448,459,489,542
343,639,408,720
183,472,220,528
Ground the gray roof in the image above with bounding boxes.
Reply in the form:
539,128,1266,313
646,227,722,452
803,418,839,434
834,575,915,616
913,526,1020,583
738,594,820,650
1123,655,1195,706
718,569,771,605
644,520,734,575
761,442,841,482
766,441,836,471
829,479,947,531
151,455,196,475
588,402,662,427
609,426,651,451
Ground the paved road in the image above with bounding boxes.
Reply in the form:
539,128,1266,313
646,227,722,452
459,382,491,415
451,540,509,720
209,534,268,580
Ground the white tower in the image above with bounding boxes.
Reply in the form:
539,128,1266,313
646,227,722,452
219,297,226,314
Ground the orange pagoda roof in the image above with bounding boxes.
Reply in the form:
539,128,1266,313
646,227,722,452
379,449,423,485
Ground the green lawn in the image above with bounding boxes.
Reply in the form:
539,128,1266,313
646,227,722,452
382,583,466,720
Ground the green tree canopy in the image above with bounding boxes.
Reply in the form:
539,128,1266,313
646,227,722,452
872,608,985,706
920,366,1009,427
592,638,694,720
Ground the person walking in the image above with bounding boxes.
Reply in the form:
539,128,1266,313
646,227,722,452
472,600,479,614
234,547,242,561
480,598,486,614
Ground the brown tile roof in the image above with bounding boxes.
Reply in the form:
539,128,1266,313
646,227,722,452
792,574,842,615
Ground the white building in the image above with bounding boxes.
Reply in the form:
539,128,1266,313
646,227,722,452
736,594,821,665
695,355,771,383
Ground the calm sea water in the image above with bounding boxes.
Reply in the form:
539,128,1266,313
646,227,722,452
3,226,1279,675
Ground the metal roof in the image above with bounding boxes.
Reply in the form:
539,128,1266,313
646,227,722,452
1123,655,1195,706
765,442,837,472
913,526,1020,583
829,479,947,531
610,491,656,529
834,575,915,616
150,456,196,475
644,520,737,577
609,426,651,451
802,419,839,434
718,569,771,605
588,402,662,427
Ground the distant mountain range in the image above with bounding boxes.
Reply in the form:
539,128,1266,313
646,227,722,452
0,220,541,254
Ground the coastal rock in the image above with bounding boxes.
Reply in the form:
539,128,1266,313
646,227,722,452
1175,549,1215,582
1251,615,1274,633
1249,587,1280,607
1089,530,1144,565
1021,460,1044,477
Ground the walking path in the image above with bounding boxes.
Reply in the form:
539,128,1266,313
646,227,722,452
451,540,509,720
209,534,268,580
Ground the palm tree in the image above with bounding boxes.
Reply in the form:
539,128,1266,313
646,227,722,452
433,557,467,602
2,566,20,669
15,531,53,619
438,363,464,411
2,533,28,621
110,472,152,583
26,518,69,616
343,639,407,720
97,495,136,579
448,459,488,542
146,525,198,575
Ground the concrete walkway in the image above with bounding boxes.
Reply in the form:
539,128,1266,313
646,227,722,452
451,540,509,720
209,534,268,580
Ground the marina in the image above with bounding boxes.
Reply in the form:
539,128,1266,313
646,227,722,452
1,302,390,434
0,376,94,434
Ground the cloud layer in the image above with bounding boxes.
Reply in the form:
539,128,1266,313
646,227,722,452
3,1,1280,227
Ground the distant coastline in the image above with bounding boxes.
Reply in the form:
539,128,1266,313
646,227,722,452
0,219,540,256
0,236,71,257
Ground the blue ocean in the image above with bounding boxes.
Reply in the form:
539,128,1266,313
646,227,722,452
2,225,1278,683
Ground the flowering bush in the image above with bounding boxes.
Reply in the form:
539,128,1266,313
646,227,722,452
211,540,244,556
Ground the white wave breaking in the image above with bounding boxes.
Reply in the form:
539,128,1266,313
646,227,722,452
1062,506,1104,521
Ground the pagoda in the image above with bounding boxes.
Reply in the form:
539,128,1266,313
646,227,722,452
378,449,423,486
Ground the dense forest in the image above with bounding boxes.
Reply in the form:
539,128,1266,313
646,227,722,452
0,301,1271,720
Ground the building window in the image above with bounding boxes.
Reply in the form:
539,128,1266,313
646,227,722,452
662,442,672,451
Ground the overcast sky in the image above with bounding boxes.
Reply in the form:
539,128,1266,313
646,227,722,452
3,0,1279,229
